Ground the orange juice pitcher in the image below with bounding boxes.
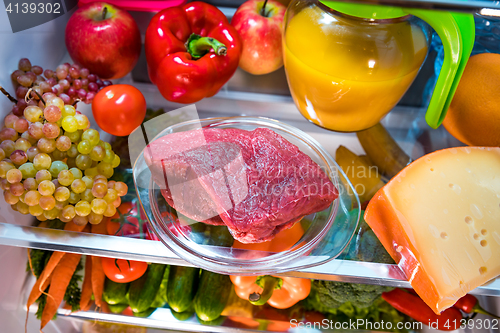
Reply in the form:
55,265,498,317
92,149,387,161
283,0,474,132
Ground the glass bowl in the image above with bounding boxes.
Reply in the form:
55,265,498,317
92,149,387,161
132,116,360,275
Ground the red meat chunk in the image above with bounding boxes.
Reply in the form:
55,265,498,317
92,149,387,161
145,128,338,243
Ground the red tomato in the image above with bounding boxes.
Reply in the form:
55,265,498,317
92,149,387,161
106,202,140,237
101,257,148,283
106,201,157,241
92,84,146,136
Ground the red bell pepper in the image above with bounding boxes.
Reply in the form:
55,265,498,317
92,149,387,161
454,294,500,319
145,1,242,104
382,288,463,331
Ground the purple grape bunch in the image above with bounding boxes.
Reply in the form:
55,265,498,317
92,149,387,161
10,58,112,117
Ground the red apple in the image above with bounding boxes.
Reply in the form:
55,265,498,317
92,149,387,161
65,2,141,80
231,0,286,75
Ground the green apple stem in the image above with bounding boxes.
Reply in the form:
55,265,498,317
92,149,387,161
261,0,270,17
102,6,108,21
0,85,18,104
185,33,227,59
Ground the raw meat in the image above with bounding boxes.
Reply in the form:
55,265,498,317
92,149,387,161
145,128,338,243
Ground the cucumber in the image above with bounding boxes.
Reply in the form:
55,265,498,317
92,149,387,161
171,306,195,321
193,270,232,322
133,307,156,318
197,315,226,326
108,303,129,314
206,225,234,247
150,265,169,308
167,266,200,313
129,263,166,313
103,278,130,305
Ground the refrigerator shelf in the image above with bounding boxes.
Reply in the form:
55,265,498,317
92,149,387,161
5,222,500,296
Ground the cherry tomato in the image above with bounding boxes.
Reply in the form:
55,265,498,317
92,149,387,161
92,84,146,136
106,201,154,239
101,257,148,283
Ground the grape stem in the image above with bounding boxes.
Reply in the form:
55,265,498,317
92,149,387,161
25,88,46,106
72,98,81,107
0,85,18,104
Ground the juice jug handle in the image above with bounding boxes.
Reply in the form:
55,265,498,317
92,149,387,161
441,13,475,118
404,9,462,129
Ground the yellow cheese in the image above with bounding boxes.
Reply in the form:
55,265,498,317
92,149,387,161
364,147,500,313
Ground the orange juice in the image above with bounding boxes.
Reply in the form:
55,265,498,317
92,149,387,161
283,5,429,132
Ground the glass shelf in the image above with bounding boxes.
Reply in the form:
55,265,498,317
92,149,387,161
4,222,500,296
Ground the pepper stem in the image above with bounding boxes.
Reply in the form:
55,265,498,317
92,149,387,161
473,304,500,319
248,276,280,306
186,33,227,59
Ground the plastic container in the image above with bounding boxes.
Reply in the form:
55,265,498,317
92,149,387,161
133,116,360,275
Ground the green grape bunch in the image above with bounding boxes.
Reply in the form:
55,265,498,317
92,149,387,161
0,59,127,227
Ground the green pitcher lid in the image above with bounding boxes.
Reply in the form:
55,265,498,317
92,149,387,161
320,1,408,19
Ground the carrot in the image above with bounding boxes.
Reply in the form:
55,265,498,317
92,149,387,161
26,251,65,312
88,222,107,309
26,220,88,329
99,301,111,314
27,222,86,310
80,257,93,312
41,253,82,329
91,256,106,308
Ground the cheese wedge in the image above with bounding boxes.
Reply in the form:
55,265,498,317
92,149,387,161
364,147,500,314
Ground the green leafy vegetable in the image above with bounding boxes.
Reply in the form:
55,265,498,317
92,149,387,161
27,249,51,279
307,280,393,310
35,293,51,320
64,259,83,312
303,286,408,332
